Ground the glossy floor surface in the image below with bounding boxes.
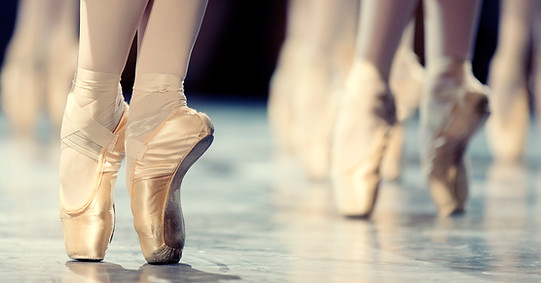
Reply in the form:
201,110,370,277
1,100,541,282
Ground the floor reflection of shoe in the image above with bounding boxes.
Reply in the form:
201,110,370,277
331,61,396,217
486,56,529,162
126,106,214,264
59,92,128,261
421,59,489,216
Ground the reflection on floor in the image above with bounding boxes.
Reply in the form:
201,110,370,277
1,100,541,282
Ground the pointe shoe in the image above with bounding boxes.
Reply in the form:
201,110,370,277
382,47,425,181
126,107,214,264
486,56,529,162
268,41,303,154
292,58,336,180
380,123,405,181
331,61,396,217
59,92,128,261
420,59,489,216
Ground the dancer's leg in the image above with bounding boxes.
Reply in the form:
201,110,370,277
330,0,359,85
292,0,360,179
46,0,80,129
383,17,426,181
423,0,481,65
0,0,58,135
268,0,315,153
60,0,149,261
128,0,208,141
136,0,207,77
421,0,489,216
487,0,534,162
78,0,148,73
126,0,212,264
355,0,418,81
61,0,148,208
332,0,417,216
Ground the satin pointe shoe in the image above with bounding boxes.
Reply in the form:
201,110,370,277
380,123,405,181
59,91,128,261
126,106,214,264
268,41,302,154
382,47,425,181
292,58,336,180
331,61,396,217
420,59,489,216
486,56,529,162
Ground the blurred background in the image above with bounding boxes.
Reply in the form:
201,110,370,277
0,0,500,103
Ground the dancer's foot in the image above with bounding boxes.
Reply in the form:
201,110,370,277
486,55,529,162
60,79,127,261
332,61,396,217
421,59,489,216
126,74,214,264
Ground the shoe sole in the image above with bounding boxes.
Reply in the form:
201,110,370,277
146,134,214,264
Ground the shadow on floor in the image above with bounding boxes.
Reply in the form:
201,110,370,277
65,261,241,283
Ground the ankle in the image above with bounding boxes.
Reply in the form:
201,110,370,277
424,58,485,98
127,73,187,142
130,73,187,118
71,68,124,131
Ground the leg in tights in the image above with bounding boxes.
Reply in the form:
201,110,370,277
60,0,213,263
60,0,149,261
423,0,481,65
61,0,148,208
355,0,418,81
487,0,535,162
383,16,426,181
421,0,489,216
128,0,208,144
125,0,213,264
291,0,360,180
1,0,78,135
267,0,315,154
331,0,418,216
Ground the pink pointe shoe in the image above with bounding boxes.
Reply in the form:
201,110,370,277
331,61,396,217
421,59,489,216
59,89,128,261
126,105,214,264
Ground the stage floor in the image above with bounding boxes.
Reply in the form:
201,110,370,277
1,100,541,282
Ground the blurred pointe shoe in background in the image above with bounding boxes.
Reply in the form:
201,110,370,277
292,58,336,180
486,56,529,163
268,40,304,155
0,0,78,136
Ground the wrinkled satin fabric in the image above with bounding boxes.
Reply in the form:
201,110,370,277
420,58,489,216
60,104,128,260
126,105,214,263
